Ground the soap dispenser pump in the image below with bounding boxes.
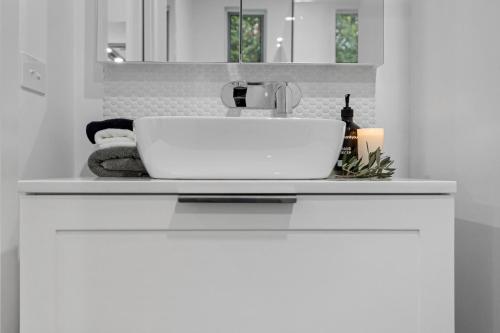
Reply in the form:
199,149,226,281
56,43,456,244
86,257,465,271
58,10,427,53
336,94,360,171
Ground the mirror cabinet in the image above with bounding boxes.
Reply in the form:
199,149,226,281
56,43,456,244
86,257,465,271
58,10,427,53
97,0,383,65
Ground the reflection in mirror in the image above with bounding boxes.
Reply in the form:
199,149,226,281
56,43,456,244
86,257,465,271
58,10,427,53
98,0,241,63
97,0,383,64
240,0,293,63
99,0,145,62
293,0,383,64
185,0,241,62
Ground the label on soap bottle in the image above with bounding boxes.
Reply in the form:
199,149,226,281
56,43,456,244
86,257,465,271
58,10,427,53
337,131,358,168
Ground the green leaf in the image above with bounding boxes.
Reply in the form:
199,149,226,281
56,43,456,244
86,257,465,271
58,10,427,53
335,149,396,180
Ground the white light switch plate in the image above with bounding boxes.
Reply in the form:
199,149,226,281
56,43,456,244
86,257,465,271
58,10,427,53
21,53,46,95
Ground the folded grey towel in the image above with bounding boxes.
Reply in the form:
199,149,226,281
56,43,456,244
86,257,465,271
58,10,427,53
88,147,149,178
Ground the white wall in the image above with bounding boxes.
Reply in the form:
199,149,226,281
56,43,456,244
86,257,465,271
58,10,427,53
74,0,104,177
19,0,75,179
0,0,77,332
0,1,20,332
409,0,500,332
0,1,2,329
375,0,410,177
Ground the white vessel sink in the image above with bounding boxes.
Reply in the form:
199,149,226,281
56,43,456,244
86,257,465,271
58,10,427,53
135,116,345,180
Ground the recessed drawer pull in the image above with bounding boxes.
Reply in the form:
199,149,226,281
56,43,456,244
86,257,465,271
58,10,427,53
178,195,297,204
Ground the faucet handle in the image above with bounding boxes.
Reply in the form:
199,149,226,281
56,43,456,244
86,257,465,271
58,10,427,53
274,81,303,117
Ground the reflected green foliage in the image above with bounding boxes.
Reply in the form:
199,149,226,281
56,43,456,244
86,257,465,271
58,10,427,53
229,14,240,63
229,14,264,63
241,15,264,62
336,13,359,63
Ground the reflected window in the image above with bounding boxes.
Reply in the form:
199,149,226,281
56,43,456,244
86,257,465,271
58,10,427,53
228,12,265,63
336,11,359,63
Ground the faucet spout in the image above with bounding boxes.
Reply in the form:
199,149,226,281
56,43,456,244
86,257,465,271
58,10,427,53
275,82,291,117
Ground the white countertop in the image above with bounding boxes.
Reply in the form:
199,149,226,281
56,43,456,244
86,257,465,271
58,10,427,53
18,178,457,195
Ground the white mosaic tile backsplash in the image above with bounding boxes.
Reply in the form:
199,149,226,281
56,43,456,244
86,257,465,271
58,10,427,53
103,63,377,127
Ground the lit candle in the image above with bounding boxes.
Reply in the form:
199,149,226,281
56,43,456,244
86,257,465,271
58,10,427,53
357,128,385,164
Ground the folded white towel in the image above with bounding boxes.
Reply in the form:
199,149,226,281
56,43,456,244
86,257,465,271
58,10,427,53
95,129,136,149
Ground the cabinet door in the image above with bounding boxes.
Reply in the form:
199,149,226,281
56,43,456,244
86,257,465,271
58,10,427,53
20,195,454,333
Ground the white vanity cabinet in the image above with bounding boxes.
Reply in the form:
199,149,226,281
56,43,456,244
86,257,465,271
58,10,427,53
19,180,456,333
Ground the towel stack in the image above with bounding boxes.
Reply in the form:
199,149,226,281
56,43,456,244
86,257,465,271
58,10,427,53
86,119,149,177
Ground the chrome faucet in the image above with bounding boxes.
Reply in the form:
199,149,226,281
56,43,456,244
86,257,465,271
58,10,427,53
221,81,302,117
274,82,292,117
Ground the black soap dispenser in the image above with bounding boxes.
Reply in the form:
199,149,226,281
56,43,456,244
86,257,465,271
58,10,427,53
336,94,360,171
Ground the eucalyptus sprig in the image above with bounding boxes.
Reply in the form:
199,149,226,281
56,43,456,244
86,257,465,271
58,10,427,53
337,146,396,179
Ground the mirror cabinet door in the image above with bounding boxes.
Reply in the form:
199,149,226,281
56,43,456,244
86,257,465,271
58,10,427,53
240,0,293,63
97,0,383,64
98,0,241,63
293,0,384,65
